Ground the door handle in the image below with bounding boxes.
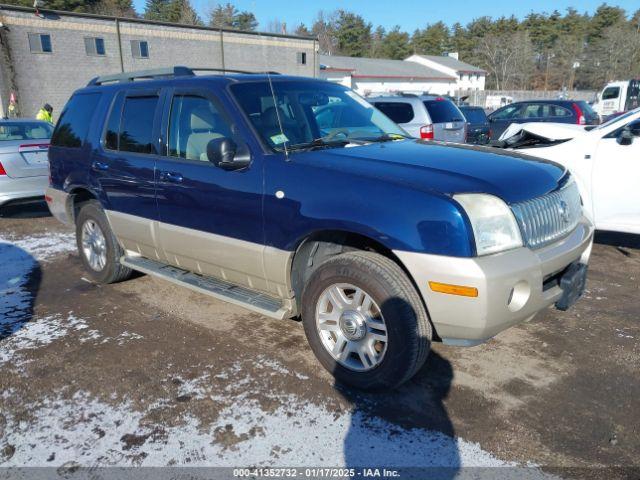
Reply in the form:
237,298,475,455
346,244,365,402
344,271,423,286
91,161,109,171
159,171,183,183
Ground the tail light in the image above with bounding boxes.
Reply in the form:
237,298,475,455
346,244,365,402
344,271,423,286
572,103,586,125
420,124,434,140
0,162,6,176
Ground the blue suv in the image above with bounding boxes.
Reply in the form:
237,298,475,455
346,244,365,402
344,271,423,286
46,67,594,390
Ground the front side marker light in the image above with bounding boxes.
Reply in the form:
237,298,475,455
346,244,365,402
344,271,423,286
429,281,478,297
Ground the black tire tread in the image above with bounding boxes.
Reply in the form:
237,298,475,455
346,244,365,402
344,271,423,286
302,250,432,389
75,200,133,284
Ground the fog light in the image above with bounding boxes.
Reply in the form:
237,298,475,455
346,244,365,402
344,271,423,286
507,280,530,312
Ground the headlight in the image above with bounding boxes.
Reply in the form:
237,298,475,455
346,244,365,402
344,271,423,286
454,193,523,256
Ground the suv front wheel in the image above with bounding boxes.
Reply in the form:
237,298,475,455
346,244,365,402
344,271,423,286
75,200,133,284
301,251,432,390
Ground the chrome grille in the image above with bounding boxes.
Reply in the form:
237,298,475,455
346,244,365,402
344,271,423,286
511,180,582,249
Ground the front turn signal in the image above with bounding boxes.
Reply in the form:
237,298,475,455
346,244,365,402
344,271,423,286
429,281,478,297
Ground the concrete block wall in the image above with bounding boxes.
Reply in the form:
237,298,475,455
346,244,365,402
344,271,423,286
0,6,317,118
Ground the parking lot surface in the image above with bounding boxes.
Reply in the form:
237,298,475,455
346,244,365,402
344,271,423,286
0,203,638,478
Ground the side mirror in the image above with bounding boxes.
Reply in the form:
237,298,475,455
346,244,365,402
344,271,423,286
617,128,634,146
206,137,250,170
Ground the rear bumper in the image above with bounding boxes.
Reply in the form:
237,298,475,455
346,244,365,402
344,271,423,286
395,217,594,344
0,175,48,206
44,186,72,224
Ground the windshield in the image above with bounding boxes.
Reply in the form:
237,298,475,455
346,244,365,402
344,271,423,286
593,107,640,131
0,122,53,141
230,80,406,152
459,107,487,123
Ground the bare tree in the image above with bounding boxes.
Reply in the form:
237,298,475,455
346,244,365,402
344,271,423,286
473,31,534,90
312,10,339,55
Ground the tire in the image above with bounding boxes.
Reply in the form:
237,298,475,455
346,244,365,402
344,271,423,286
301,251,432,390
75,200,133,284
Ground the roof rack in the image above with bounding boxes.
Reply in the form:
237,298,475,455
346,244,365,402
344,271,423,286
87,66,281,86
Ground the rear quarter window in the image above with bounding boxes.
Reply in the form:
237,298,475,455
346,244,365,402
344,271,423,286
51,93,101,148
423,100,464,123
374,102,415,124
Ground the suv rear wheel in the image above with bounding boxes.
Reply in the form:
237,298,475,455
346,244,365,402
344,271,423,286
301,251,432,390
75,200,133,284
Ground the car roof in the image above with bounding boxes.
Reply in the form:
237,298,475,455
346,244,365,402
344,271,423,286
367,94,447,102
74,74,329,95
508,99,578,106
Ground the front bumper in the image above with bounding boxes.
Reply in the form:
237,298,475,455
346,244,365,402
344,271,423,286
0,175,48,206
395,217,594,344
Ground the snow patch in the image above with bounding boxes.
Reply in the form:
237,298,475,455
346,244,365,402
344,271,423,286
3,391,528,469
0,231,75,262
0,314,89,368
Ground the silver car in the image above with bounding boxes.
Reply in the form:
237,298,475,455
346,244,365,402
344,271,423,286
0,119,52,207
368,94,467,143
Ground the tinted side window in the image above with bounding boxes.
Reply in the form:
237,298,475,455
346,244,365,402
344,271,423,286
550,105,572,118
104,93,124,150
374,102,415,124
423,100,464,123
119,96,159,154
491,104,522,120
51,93,101,148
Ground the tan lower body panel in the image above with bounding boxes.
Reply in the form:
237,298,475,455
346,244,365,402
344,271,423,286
104,210,293,299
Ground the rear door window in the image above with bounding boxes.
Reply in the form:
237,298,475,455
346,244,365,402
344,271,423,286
373,102,415,124
51,93,101,148
423,100,464,123
549,105,572,118
118,95,159,154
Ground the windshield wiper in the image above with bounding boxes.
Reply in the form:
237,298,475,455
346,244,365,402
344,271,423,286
285,138,351,152
366,133,411,143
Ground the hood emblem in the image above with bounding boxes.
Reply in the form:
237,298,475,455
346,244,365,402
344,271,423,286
558,200,570,224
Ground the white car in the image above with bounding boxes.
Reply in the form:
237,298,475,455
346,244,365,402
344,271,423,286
498,108,640,235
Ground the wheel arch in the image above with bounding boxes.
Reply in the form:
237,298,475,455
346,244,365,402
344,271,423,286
289,229,435,333
67,187,99,223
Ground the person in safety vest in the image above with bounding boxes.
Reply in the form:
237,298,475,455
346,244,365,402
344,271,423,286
36,103,53,123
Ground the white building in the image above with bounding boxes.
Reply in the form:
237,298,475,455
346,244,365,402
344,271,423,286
406,53,486,93
319,53,486,98
319,55,457,97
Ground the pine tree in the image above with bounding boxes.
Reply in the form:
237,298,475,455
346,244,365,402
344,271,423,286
335,10,371,57
378,26,411,60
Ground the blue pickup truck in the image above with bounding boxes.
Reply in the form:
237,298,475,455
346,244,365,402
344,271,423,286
46,67,593,390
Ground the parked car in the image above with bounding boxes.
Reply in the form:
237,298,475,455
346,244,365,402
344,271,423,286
487,100,599,140
485,95,513,110
495,108,640,234
0,119,53,207
592,79,640,118
46,67,593,390
458,106,491,144
368,94,467,143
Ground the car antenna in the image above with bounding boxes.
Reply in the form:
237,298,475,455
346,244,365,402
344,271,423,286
257,31,289,160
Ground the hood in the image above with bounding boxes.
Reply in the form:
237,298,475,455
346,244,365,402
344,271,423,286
294,140,566,204
499,122,589,141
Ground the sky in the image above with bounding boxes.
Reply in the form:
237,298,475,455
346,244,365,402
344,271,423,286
132,0,639,32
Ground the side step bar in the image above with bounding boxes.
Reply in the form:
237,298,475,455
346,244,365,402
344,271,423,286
121,256,292,320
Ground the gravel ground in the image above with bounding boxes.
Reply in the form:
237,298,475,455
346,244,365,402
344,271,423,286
0,202,638,479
